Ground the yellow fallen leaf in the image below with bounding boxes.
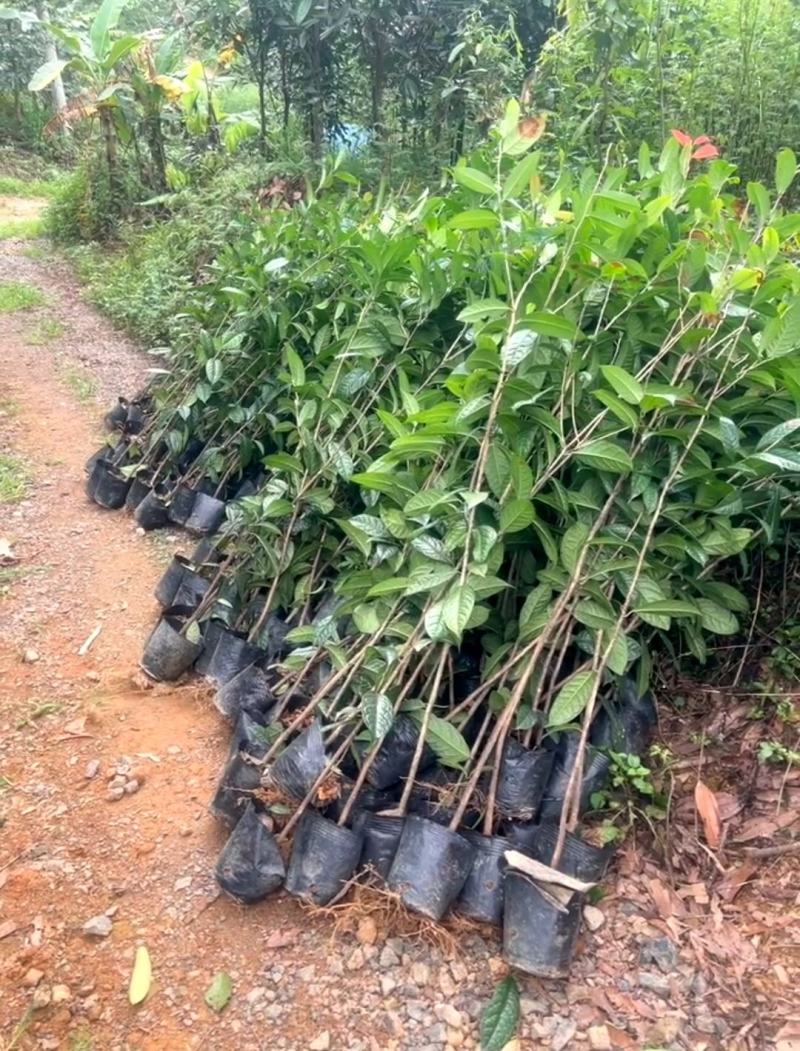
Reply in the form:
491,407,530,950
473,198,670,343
129,945,151,1005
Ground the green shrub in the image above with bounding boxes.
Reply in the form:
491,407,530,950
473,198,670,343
45,152,144,244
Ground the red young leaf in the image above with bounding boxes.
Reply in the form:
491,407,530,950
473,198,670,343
692,143,720,161
671,128,693,147
692,134,712,145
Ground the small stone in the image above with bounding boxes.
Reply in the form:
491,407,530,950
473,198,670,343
106,786,125,802
637,971,671,998
78,981,96,997
356,916,378,946
551,1019,577,1051
446,1029,464,1048
180,826,192,837
86,671,101,683
639,936,678,973
411,962,430,985
167,745,182,754
347,947,365,971
583,905,605,931
449,960,467,982
427,1023,447,1044
435,1004,463,1029
694,1012,718,1035
83,914,113,938
85,759,100,779
309,1033,330,1051
22,968,44,988
124,779,140,795
379,944,400,969
246,988,267,1005
588,1025,612,1050
647,1017,681,1044
174,876,192,891
380,976,397,997
23,648,40,664
52,984,71,1004
31,986,51,1009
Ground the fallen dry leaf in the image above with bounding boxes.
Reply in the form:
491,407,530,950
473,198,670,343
695,780,722,848
718,861,758,903
0,920,19,940
734,815,778,842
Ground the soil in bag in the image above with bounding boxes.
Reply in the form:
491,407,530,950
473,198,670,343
194,619,227,676
89,459,130,510
206,629,264,685
210,748,265,826
140,605,202,682
495,740,555,821
539,733,610,821
592,677,657,757
503,871,585,978
134,487,170,531
355,812,405,880
457,833,511,925
269,721,327,802
154,554,193,608
529,823,613,882
366,715,435,790
215,665,276,721
284,810,363,906
387,815,475,921
167,483,197,526
125,473,152,512
185,491,227,536
215,802,285,903
104,397,129,432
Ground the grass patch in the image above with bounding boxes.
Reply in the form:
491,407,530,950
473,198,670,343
0,395,20,418
26,316,64,346
0,174,64,198
0,217,45,240
22,242,47,260
60,364,98,404
0,281,46,312
0,453,28,503
0,565,27,597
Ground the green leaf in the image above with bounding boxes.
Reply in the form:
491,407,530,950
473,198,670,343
760,299,800,358
423,714,470,768
447,208,499,230
548,669,598,727
456,298,508,323
776,147,797,195
286,346,305,386
90,0,129,60
756,418,800,450
604,632,629,676
528,312,580,342
411,535,451,562
353,603,380,633
204,972,232,1013
362,692,394,741
129,945,151,1006
294,0,313,23
205,358,223,384
486,444,512,499
480,976,520,1051
442,583,476,636
561,521,589,572
502,328,539,368
28,58,69,91
503,152,540,199
575,439,633,474
696,598,738,635
452,165,496,195
593,388,639,429
424,600,450,641
499,498,534,534
366,576,410,597
600,365,643,404
746,181,771,222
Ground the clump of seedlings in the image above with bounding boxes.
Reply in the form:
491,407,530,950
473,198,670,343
85,108,800,974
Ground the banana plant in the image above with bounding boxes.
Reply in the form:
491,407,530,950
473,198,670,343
28,0,141,189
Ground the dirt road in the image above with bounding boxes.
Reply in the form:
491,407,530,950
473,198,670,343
1,217,798,1051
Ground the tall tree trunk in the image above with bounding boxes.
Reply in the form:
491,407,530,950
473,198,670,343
257,49,268,156
100,107,120,195
144,112,168,192
35,2,67,114
280,49,291,131
308,23,323,157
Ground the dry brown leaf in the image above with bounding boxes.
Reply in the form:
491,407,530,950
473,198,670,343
734,815,778,842
0,920,19,940
717,861,757,903
695,780,722,848
647,876,673,919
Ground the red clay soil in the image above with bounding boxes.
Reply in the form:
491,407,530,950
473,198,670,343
0,228,799,1051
